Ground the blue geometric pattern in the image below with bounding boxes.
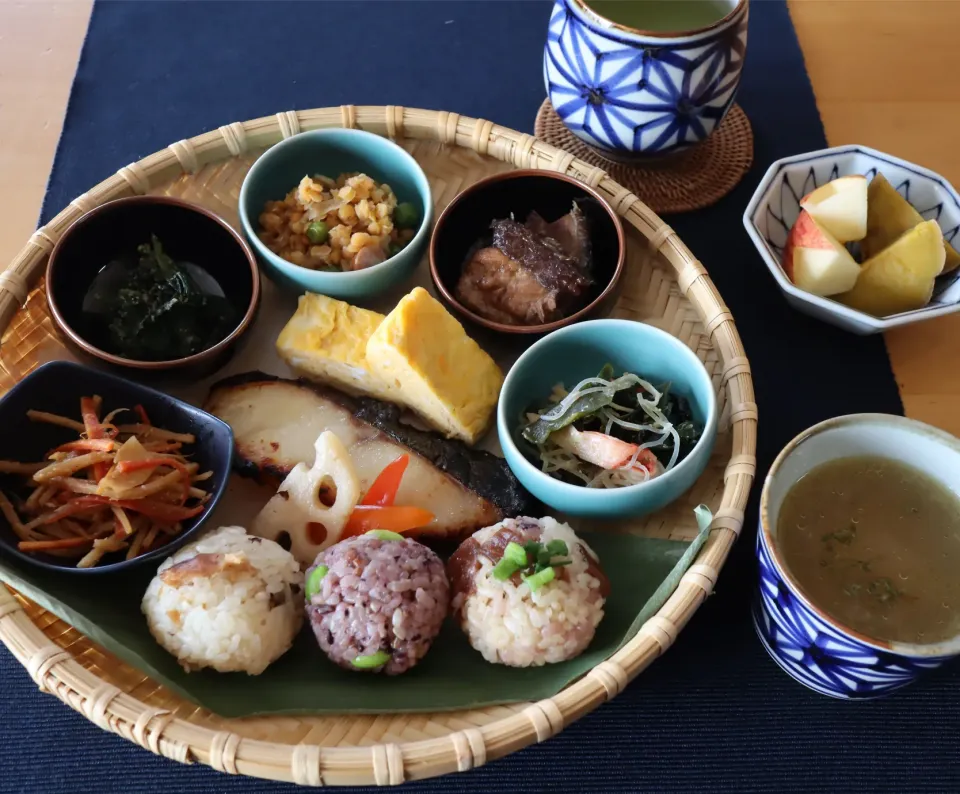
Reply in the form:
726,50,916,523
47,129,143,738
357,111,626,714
753,523,949,699
543,0,748,156
754,147,960,306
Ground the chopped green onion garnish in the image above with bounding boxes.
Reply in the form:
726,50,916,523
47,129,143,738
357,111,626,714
492,557,522,580
546,539,568,557
351,651,391,669
305,565,328,600
503,541,527,567
366,529,404,541
523,566,556,593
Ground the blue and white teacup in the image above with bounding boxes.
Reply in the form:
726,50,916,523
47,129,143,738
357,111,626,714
753,414,960,699
543,0,749,160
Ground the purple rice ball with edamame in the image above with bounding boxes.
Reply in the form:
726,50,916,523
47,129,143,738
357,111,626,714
304,531,449,675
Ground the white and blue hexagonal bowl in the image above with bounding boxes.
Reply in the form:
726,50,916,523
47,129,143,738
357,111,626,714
743,144,960,335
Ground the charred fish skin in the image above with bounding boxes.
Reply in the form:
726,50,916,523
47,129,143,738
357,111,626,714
354,398,540,519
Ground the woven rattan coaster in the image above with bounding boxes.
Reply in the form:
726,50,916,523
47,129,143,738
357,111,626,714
534,99,753,215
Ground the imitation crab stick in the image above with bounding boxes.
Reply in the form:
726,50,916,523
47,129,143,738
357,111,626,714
553,426,660,473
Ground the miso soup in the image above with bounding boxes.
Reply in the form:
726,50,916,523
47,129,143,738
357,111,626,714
777,455,960,645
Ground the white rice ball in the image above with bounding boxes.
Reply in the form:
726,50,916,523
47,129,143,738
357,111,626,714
142,526,304,675
448,517,607,667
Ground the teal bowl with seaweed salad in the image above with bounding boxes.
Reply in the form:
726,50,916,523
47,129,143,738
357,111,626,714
46,196,261,380
238,128,432,301
497,319,718,519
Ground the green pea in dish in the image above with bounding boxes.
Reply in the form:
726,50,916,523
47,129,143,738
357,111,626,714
257,172,419,272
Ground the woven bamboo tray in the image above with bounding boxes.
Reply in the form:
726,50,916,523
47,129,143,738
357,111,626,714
0,106,757,786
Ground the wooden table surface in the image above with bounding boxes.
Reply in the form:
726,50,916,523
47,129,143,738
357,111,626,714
2,0,957,435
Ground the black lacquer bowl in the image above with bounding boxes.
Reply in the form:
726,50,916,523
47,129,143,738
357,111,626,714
0,360,233,574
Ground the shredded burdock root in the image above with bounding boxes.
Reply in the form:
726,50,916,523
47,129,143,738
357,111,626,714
0,397,214,568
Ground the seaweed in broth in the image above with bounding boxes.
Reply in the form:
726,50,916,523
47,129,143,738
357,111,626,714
778,455,960,644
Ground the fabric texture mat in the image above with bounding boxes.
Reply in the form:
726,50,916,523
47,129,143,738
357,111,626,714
3,1,958,791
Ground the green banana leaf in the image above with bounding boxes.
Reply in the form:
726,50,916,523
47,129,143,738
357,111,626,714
0,509,711,718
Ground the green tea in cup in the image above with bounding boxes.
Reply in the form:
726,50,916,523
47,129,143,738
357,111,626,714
544,0,749,158
585,0,736,33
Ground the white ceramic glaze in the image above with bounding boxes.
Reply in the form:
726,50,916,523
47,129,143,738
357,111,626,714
743,145,960,335
543,0,748,158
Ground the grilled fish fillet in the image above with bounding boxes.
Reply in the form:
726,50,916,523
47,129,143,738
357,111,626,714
203,372,537,540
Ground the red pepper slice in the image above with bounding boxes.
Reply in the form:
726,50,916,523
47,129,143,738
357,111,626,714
343,504,434,538
134,404,151,426
360,454,409,507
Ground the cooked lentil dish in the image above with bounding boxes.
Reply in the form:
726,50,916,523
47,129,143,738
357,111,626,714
257,173,419,272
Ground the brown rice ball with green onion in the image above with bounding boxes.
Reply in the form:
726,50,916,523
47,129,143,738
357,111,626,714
304,532,449,675
447,517,608,667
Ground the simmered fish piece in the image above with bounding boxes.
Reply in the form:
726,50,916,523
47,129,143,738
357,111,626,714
454,203,594,326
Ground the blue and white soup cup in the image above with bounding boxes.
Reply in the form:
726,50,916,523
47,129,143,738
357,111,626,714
753,414,960,699
543,0,749,160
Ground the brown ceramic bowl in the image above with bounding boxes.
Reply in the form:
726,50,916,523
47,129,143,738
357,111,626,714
429,170,625,336
46,196,261,382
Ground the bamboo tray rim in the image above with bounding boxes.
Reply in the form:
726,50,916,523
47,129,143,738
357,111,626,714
0,105,758,787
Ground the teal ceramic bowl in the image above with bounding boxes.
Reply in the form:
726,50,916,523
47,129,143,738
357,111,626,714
238,128,432,300
497,319,718,519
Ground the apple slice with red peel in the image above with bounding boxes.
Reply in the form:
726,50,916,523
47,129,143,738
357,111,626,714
799,175,868,242
783,210,861,297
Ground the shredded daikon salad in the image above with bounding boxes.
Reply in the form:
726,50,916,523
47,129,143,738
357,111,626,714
520,364,703,489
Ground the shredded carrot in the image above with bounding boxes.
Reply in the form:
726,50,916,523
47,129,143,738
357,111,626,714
4,396,211,568
29,499,109,528
52,439,115,454
80,397,110,482
115,498,204,522
55,495,204,522
18,537,98,552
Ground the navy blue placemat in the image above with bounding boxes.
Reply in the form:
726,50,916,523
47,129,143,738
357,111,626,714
3,1,957,792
